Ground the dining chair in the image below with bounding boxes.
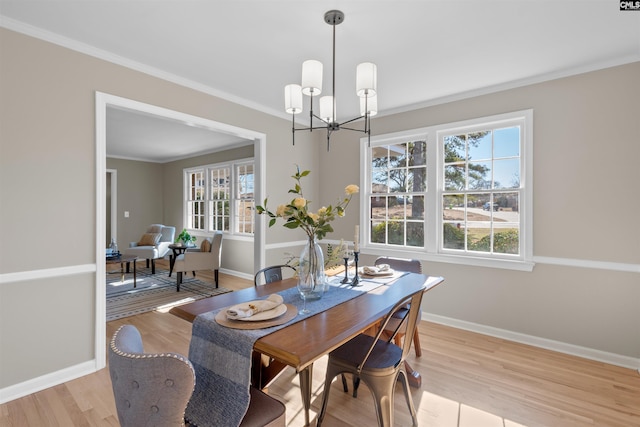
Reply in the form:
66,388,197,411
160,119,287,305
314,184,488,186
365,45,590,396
316,286,425,427
109,324,286,427
254,264,296,286
374,256,423,357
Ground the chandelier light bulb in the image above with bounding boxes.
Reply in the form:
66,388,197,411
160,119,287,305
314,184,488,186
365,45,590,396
319,96,335,123
356,62,377,98
284,84,303,114
360,94,378,116
301,60,323,96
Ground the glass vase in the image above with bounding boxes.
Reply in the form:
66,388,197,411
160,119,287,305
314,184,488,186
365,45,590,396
298,236,326,301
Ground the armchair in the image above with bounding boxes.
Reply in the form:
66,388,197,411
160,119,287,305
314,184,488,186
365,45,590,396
173,231,223,291
121,224,175,274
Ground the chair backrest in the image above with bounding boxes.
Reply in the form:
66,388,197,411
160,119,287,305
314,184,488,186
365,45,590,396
145,224,175,245
108,325,195,427
210,231,223,269
356,287,425,374
375,256,422,274
254,264,296,286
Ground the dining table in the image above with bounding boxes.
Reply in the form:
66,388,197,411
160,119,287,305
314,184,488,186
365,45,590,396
170,271,444,426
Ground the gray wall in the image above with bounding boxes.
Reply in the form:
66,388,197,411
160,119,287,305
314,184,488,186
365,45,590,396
0,26,638,397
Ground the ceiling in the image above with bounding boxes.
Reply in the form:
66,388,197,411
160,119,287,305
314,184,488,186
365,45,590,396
2,1,639,162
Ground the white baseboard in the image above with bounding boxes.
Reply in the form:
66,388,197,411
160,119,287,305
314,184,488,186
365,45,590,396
0,360,98,405
219,267,253,281
423,312,640,371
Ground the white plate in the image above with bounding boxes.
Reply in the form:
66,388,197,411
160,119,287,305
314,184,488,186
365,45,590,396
237,304,287,321
359,267,395,276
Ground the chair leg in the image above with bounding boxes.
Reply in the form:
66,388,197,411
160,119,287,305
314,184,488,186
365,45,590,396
317,365,343,427
352,375,361,398
176,272,182,292
397,369,418,426
365,375,396,427
214,269,219,288
151,259,156,274
413,329,422,357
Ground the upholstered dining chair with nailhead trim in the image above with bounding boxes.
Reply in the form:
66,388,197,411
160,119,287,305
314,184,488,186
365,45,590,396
108,325,195,427
108,324,286,427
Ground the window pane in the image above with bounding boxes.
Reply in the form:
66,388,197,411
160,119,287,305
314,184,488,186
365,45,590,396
408,167,426,192
443,222,465,249
409,195,425,221
444,134,466,162
444,165,465,191
408,141,427,166
388,143,407,168
407,222,424,247
468,131,492,160
371,220,385,244
388,221,404,245
493,158,520,189
494,126,520,158
468,161,491,189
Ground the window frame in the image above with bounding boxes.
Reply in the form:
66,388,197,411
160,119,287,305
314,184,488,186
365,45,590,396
360,110,534,271
183,157,255,237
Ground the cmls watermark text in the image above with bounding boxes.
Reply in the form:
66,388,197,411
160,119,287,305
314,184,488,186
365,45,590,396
620,1,640,10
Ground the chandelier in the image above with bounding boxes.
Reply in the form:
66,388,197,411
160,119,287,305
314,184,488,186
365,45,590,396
284,10,378,151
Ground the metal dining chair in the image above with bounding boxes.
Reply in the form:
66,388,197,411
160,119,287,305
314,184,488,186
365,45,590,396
374,256,423,357
254,264,296,286
317,286,425,427
343,256,424,398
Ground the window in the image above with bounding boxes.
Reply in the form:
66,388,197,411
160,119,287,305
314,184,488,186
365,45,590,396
235,163,255,234
370,141,426,247
363,110,533,270
184,159,255,235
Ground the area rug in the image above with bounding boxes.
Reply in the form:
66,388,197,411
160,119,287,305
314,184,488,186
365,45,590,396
106,266,230,321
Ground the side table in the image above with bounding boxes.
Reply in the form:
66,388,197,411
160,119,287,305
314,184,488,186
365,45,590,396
168,244,197,277
106,254,138,287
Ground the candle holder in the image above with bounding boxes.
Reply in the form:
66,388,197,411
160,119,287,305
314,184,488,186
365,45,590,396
350,251,361,286
341,256,351,284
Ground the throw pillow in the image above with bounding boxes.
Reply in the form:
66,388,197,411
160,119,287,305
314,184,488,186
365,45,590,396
200,239,212,253
138,232,162,246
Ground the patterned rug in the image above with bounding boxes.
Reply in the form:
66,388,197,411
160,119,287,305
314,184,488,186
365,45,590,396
106,266,230,321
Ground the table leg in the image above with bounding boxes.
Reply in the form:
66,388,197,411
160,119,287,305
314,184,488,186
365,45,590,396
169,254,175,277
298,365,313,426
133,260,137,288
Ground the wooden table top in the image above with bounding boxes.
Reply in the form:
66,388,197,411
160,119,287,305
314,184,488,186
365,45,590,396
170,273,444,371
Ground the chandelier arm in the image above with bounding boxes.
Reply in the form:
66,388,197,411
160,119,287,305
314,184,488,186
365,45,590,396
311,112,332,125
292,126,315,132
338,126,367,133
338,114,366,127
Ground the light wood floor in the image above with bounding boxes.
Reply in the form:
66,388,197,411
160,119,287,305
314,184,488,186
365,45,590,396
1,264,639,426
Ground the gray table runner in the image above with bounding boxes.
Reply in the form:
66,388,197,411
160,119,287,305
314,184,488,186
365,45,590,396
184,278,392,427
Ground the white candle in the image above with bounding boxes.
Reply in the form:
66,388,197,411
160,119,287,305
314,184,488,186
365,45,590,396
354,225,359,252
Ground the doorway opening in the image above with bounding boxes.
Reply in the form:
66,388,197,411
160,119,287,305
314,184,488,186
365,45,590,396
95,92,266,369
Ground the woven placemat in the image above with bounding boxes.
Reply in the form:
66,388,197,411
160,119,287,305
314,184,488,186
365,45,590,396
214,304,298,329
